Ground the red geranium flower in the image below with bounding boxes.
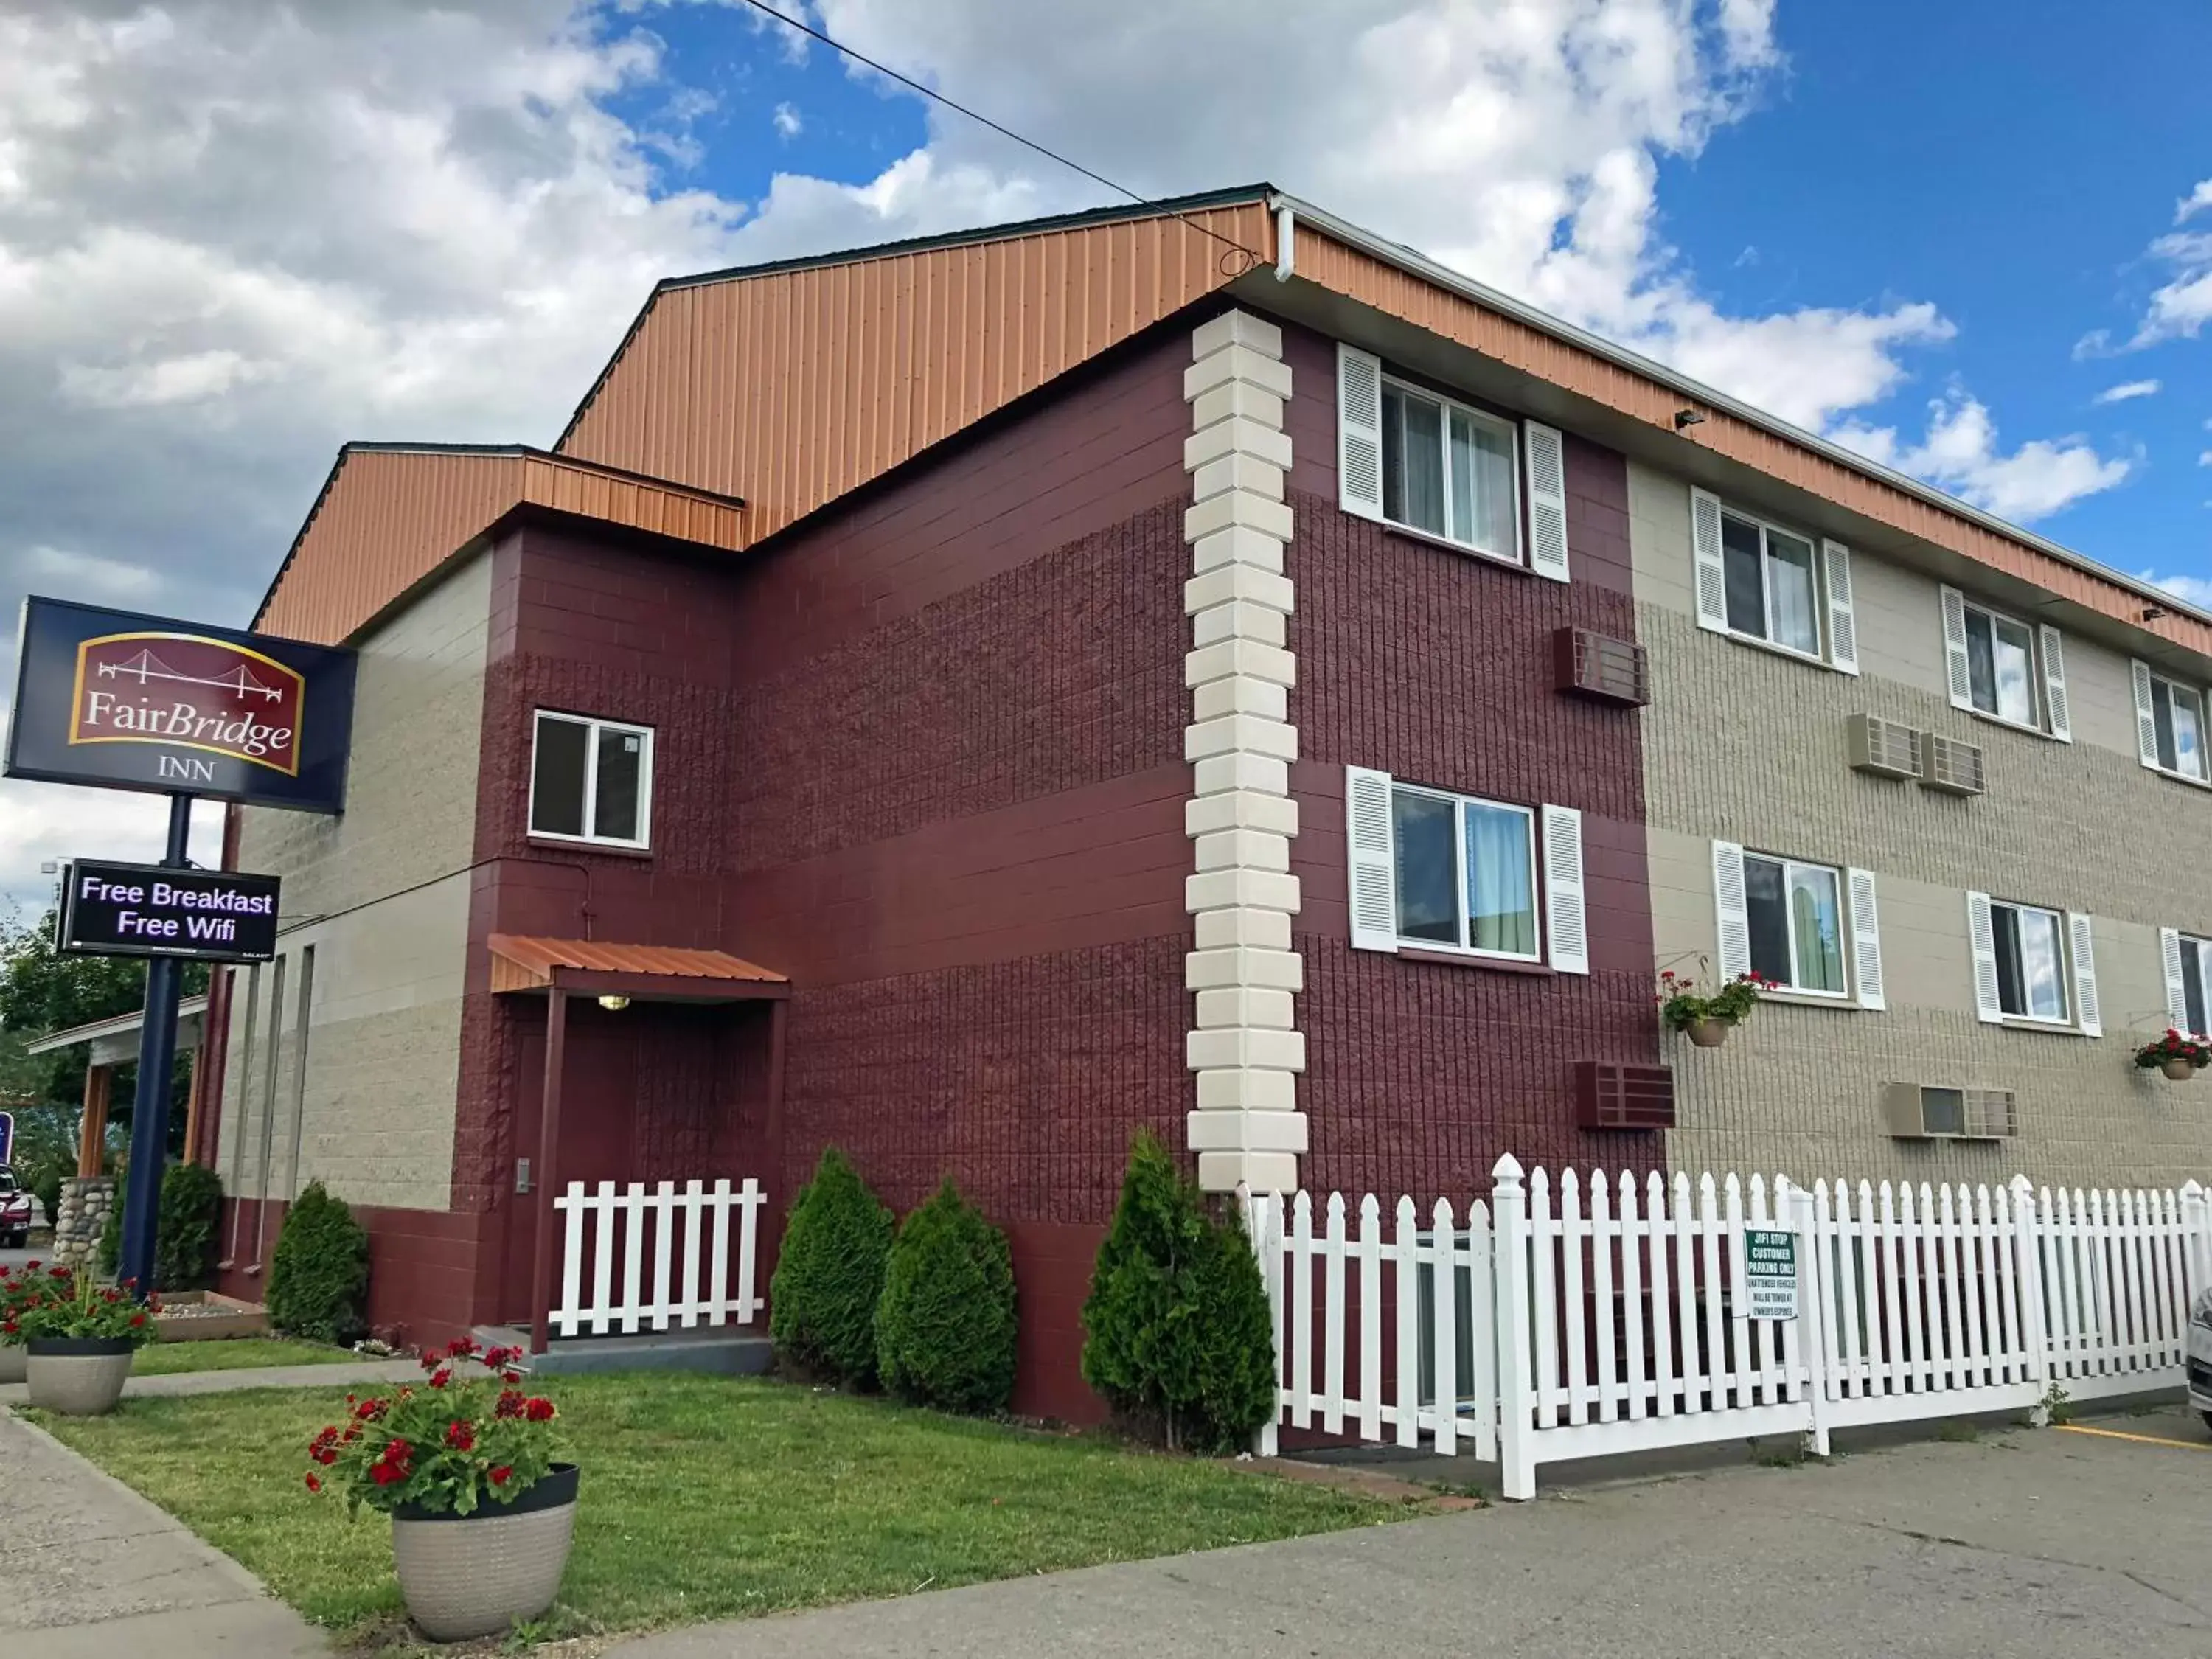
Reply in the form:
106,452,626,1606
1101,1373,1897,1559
427,1367,453,1390
489,1465,513,1486
369,1461,405,1486
523,1397,556,1422
305,1473,322,1493
445,1419,475,1451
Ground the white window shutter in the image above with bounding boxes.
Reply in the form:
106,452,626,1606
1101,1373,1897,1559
2067,911,2101,1035
1542,805,1589,975
1940,586,1974,710
1345,765,1398,953
1848,868,1885,1011
1691,489,1729,633
2040,625,2073,742
1711,841,1750,980
1823,540,1860,675
1337,345,1385,522
2161,926,2191,1032
2132,661,2161,770
1966,891,2003,1023
1523,421,1571,584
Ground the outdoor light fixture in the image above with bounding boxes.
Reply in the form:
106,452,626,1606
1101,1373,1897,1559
1673,407,1706,431
597,995,631,1012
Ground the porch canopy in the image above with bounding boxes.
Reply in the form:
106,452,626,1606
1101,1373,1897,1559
487,936,788,1351
27,995,212,1178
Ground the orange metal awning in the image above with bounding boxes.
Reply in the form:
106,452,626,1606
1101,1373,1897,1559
487,935,787,1002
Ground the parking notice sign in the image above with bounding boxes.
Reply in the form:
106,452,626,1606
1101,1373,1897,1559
1745,1229,1798,1321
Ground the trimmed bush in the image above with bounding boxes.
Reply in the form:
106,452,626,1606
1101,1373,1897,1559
769,1147,894,1385
1080,1131,1276,1454
874,1180,1017,1413
154,1162,225,1290
98,1195,122,1277
265,1182,370,1344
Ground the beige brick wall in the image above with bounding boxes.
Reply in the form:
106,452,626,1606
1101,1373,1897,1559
216,554,489,1217
1631,462,2212,1189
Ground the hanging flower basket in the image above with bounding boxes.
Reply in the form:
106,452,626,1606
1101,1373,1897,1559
308,1338,574,1642
2138,1029,2212,1082
1659,965,1772,1049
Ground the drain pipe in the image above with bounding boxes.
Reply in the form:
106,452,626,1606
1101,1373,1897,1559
1273,202,1295,282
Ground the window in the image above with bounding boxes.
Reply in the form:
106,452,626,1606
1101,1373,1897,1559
1742,853,1847,995
1961,602,2037,726
2168,930,2212,1035
529,712,653,848
1719,509,1822,657
2135,662,2209,782
1989,900,2068,1023
1380,379,1520,560
1387,785,1540,960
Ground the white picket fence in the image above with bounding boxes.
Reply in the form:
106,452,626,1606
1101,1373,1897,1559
551,1177,766,1337
1246,1158,2212,1498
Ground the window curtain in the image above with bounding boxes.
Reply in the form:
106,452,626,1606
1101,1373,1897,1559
1464,803,1536,955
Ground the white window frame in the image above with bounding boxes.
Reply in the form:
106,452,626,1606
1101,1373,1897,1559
2147,669,2210,782
1958,598,2049,734
1387,782,1543,964
1378,374,1525,566
528,710,654,850
1717,504,1827,664
1740,852,1852,1000
1986,897,2070,1026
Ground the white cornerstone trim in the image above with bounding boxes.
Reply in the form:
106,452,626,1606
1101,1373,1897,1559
1183,309,1304,1195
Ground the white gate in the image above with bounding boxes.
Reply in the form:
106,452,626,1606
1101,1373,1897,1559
551,1177,765,1337
1246,1158,2210,1498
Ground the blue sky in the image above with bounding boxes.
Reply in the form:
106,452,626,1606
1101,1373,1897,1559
612,0,2212,592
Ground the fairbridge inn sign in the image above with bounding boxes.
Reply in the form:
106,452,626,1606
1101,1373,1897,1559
5,597,355,811
3,595,354,1295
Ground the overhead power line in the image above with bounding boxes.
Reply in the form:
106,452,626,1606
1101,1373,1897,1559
731,0,1264,274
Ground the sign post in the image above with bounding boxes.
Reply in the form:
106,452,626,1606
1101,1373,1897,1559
116,796,193,1295
0,1110,13,1169
4,596,352,1297
1744,1228,1800,1322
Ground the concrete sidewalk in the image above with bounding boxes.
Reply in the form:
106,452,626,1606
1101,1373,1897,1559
0,1408,324,1657
0,1355,419,1408
609,1406,2212,1659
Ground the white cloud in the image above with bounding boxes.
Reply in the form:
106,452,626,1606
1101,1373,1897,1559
1832,392,2132,524
22,545,162,603
2098,177,2212,349
2093,378,2161,405
772,100,801,139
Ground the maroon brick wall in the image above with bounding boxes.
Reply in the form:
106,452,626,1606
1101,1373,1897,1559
1273,319,1661,1202
435,322,1206,1415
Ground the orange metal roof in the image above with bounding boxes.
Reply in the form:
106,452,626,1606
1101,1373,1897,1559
256,445,748,647
557,192,1274,544
487,934,786,995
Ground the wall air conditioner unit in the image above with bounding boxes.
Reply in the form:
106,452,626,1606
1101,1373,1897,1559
1881,1083,2017,1141
1574,1060,1675,1130
1553,627,1649,707
1917,732,1986,797
1846,713,1919,780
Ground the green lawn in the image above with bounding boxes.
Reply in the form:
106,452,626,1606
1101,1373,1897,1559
37,1374,1405,1642
133,1337,361,1376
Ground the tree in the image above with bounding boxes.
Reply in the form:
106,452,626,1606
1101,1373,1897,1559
0,905,205,1168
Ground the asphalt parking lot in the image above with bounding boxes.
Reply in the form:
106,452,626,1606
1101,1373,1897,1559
619,1402,2212,1658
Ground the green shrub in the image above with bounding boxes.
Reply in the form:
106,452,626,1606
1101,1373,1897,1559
96,1164,223,1290
265,1182,369,1344
30,1164,61,1227
769,1147,894,1385
874,1180,1017,1413
155,1163,225,1290
1080,1131,1277,1454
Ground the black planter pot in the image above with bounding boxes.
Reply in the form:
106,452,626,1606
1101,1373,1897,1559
25,1336,137,1358
393,1461,580,1522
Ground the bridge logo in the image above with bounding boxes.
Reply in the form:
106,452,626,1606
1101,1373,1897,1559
70,632,306,776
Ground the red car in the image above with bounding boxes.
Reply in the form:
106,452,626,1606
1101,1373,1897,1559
0,1169,32,1249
